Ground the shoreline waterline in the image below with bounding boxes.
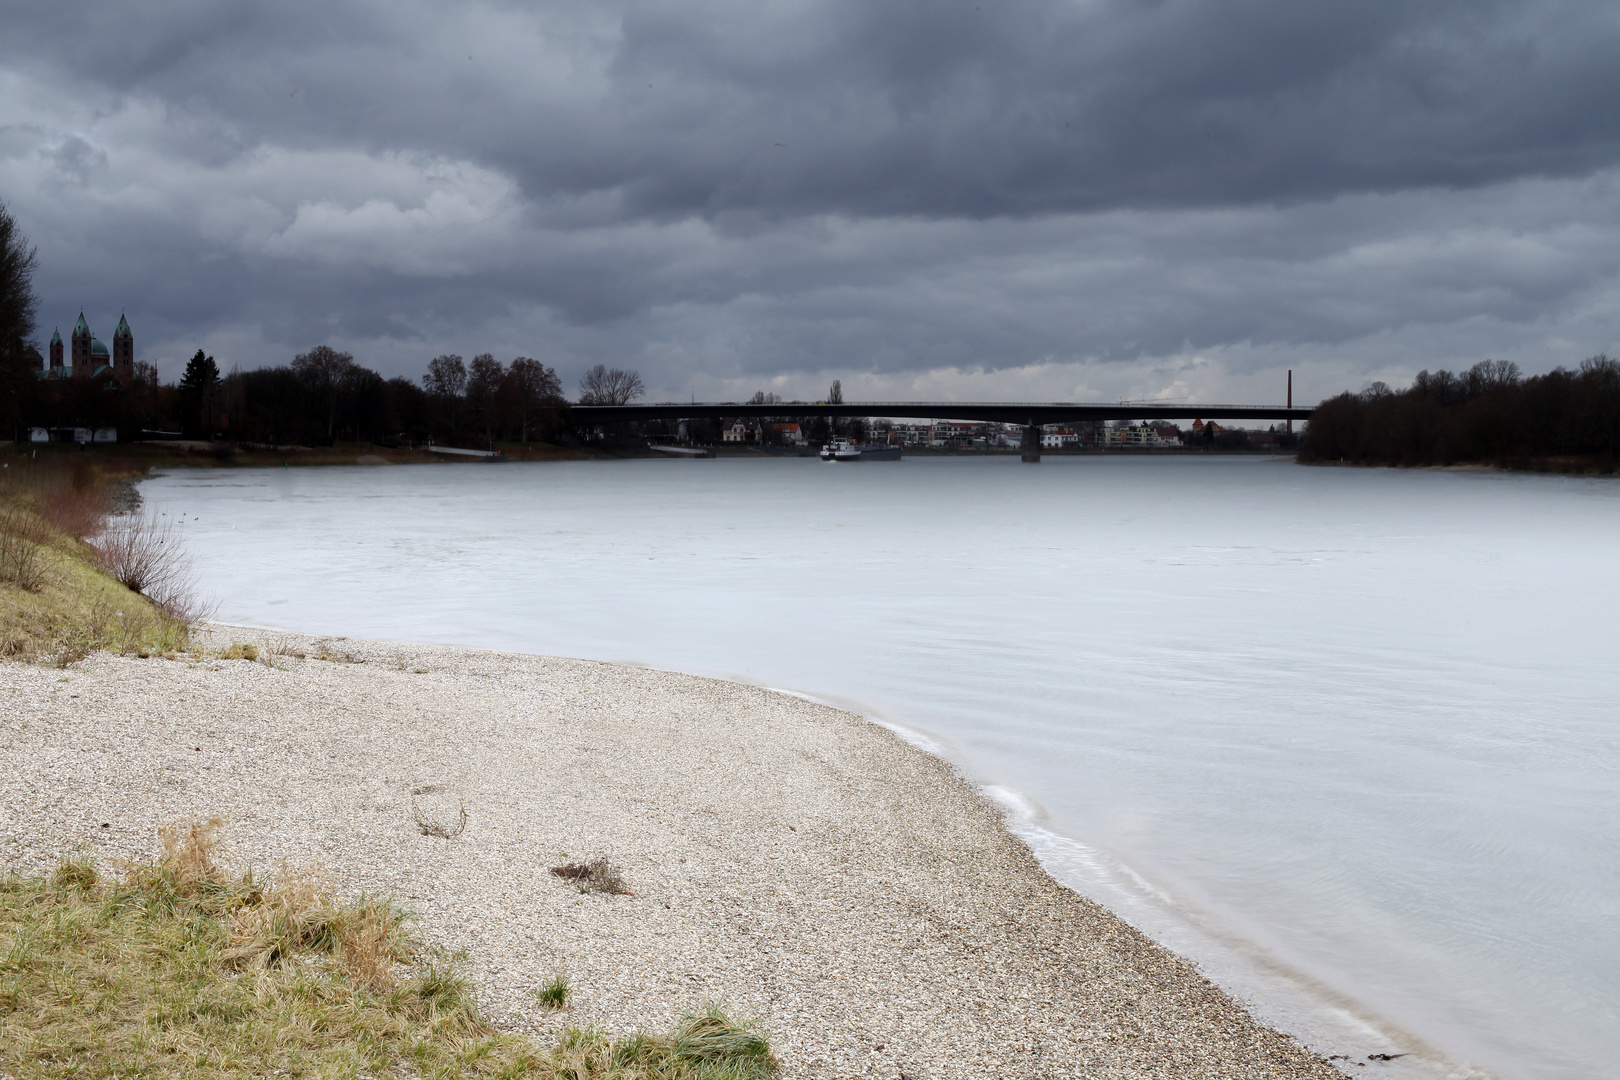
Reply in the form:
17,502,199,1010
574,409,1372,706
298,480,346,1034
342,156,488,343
4,628,1346,1080
718,669,1491,1080
182,621,1483,1079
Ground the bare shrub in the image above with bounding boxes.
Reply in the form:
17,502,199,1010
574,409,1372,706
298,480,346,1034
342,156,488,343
0,457,111,541
549,857,631,896
91,511,207,620
42,485,110,540
109,608,162,656
50,640,91,668
0,506,45,590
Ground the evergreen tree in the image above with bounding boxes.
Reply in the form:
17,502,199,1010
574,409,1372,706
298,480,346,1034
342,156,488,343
0,199,40,437
177,349,220,437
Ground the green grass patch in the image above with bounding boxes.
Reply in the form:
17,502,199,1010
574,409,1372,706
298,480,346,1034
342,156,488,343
534,971,571,1010
0,822,777,1079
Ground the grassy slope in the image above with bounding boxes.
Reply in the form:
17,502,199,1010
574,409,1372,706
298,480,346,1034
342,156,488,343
0,842,776,1080
0,456,190,661
0,537,188,660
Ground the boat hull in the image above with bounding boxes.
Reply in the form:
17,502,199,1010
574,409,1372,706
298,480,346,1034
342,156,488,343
819,443,903,461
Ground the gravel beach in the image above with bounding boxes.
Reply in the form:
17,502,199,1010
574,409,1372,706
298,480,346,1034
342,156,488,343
1,630,1339,1079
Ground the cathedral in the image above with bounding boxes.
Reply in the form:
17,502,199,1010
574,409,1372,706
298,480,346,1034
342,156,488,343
39,311,135,385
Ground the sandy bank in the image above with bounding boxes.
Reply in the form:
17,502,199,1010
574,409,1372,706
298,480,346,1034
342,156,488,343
0,631,1337,1079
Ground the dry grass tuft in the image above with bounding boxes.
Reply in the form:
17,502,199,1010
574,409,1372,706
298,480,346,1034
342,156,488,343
225,860,414,992
545,1004,777,1079
50,854,98,893
220,641,259,661
550,856,633,896
158,814,227,885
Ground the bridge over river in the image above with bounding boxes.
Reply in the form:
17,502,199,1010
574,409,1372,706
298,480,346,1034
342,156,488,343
570,400,1315,460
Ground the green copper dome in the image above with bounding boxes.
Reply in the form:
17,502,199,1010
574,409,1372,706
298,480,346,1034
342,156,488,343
114,314,131,339
90,337,109,358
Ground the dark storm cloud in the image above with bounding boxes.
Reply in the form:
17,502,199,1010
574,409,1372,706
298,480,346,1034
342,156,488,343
2,0,1620,400
9,0,1620,217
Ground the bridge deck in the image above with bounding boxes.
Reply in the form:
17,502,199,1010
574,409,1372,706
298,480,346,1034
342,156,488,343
570,401,1313,426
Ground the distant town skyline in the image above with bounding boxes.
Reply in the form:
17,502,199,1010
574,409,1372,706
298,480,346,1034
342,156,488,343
4,1,1620,405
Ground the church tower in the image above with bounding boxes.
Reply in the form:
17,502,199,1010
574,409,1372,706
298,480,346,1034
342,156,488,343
112,313,133,383
70,312,91,379
48,328,62,371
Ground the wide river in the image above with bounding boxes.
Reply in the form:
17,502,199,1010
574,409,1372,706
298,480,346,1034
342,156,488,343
143,456,1619,1080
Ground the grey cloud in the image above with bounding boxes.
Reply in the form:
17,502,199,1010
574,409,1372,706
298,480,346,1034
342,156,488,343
3,0,1620,402
7,0,1620,217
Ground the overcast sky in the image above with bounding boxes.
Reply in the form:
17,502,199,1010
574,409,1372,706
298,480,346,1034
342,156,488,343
3,0,1619,405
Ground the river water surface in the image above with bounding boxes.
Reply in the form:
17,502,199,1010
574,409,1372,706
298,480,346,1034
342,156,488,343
142,456,1620,1080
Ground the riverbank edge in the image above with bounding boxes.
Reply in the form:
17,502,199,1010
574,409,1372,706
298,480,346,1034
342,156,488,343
1,439,1300,472
1,627,1344,1079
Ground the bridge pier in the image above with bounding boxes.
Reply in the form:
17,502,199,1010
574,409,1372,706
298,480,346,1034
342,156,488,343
1021,424,1042,462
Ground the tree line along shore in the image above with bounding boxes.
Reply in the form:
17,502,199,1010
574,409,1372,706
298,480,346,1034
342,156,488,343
15,344,1620,474
1300,356,1620,472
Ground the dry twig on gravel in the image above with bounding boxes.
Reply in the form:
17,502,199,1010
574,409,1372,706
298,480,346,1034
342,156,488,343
550,856,632,895
411,791,467,838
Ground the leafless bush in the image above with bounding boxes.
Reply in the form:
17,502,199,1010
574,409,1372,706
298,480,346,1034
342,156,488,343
0,506,45,591
91,511,208,621
42,485,110,540
109,607,162,656
50,639,92,668
550,857,632,895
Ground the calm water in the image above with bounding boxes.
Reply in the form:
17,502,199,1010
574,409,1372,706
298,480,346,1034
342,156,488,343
143,457,1620,1080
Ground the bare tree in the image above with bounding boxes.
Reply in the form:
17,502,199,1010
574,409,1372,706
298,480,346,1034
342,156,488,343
506,357,562,443
577,364,645,405
423,354,467,399
466,353,504,447
1466,359,1522,396
422,354,467,437
292,345,359,440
